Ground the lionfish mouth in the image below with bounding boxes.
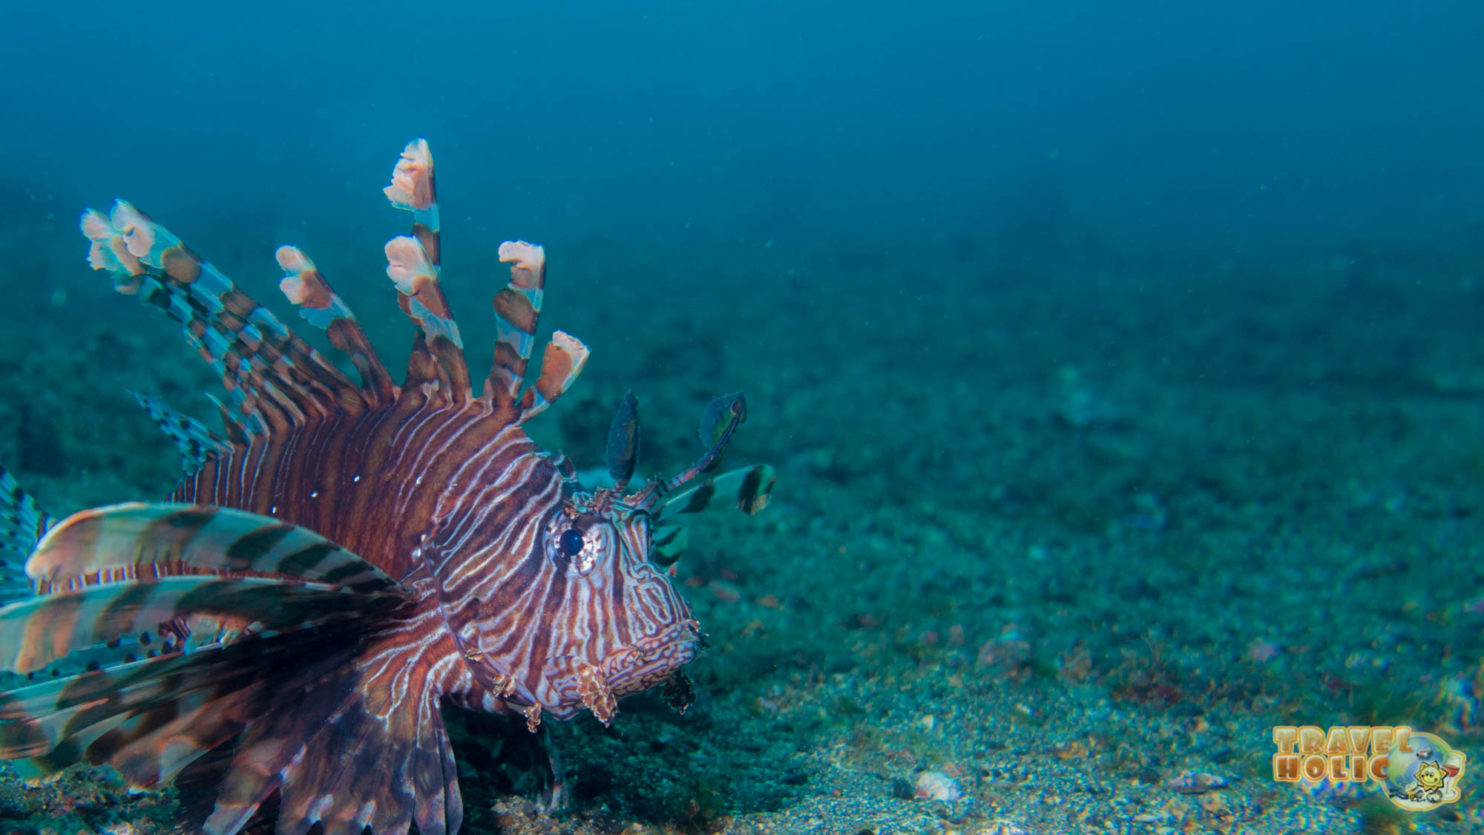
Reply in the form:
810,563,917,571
547,618,702,723
604,618,702,696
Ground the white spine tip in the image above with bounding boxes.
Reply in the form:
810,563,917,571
551,330,590,372
79,209,111,240
498,240,545,273
384,235,435,294
383,138,434,210
275,245,313,273
108,201,154,258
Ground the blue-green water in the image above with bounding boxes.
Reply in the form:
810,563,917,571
1,2,1482,833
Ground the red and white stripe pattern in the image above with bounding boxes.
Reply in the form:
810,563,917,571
0,138,769,834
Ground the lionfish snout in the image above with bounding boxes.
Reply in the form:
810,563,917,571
603,617,702,694
542,616,701,724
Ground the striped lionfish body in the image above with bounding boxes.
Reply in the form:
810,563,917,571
0,140,774,834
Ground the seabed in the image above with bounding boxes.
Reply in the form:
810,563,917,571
0,213,1479,834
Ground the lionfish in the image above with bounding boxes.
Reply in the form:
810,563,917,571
0,139,774,833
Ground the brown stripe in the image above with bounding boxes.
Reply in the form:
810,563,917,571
223,524,295,572
493,289,537,333
142,508,218,563
532,342,575,403
274,542,341,579
162,246,202,283
413,223,440,267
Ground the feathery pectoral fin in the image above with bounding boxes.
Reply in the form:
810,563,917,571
0,567,403,797
0,574,403,676
0,620,349,776
199,614,462,835
26,503,404,595
264,669,461,835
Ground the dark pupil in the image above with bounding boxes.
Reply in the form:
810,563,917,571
559,529,586,557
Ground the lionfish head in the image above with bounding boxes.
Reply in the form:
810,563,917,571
529,391,753,724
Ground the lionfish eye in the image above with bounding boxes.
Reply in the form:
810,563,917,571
559,528,585,557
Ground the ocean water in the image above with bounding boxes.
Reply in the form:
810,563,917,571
1,2,1482,833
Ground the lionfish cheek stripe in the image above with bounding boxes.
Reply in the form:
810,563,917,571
0,137,772,834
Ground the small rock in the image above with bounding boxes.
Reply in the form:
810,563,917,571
1166,769,1229,794
914,770,962,802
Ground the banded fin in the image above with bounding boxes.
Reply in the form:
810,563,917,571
0,560,404,795
26,503,404,595
606,392,640,490
130,392,232,474
0,570,453,834
649,524,689,569
275,246,396,403
654,464,777,524
0,625,207,687
4,609,253,694
483,242,591,421
519,330,591,420
634,392,751,510
0,466,47,604
485,240,547,405
647,464,774,569
0,571,404,675
79,203,367,438
383,139,472,406
0,616,371,799
0,621,344,768
259,644,461,835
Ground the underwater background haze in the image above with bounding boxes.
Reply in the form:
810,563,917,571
2,1,1483,833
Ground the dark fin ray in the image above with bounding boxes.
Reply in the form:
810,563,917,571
383,139,472,407
0,613,368,786
633,392,749,510
80,204,366,436
272,671,461,834
205,619,462,835
606,392,640,491
130,392,234,475
0,466,47,604
275,246,397,404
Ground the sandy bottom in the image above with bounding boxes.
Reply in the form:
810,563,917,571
0,214,1480,834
